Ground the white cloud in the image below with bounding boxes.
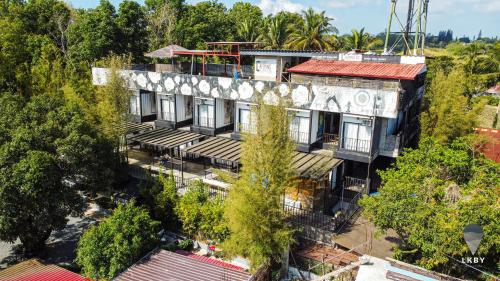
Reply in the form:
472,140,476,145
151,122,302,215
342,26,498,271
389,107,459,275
257,0,306,15
327,0,383,9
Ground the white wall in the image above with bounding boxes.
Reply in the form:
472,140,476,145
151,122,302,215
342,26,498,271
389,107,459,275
310,110,319,143
254,57,278,81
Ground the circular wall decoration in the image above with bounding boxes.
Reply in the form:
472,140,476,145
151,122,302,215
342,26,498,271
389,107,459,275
354,90,370,107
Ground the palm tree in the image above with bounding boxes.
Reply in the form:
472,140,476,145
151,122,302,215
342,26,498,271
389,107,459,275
344,28,383,51
285,8,338,51
236,19,259,42
257,15,289,49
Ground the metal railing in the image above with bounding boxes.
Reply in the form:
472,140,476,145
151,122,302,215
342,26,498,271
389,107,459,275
160,112,175,122
290,131,309,144
344,176,367,192
341,138,371,153
284,205,340,232
197,117,214,128
238,122,257,134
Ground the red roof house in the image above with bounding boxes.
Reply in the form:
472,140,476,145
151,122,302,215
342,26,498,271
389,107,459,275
114,250,253,281
0,259,89,281
287,60,426,80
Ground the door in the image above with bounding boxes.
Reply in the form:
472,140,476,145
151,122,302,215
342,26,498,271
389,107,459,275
161,97,175,121
343,122,371,152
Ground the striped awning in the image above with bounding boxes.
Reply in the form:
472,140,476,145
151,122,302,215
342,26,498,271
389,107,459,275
183,137,342,180
129,128,205,150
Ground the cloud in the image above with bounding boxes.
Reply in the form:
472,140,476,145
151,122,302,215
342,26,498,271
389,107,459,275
257,0,306,15
327,0,383,9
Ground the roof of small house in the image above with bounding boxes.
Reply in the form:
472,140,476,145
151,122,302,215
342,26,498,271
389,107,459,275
0,259,89,281
144,45,189,59
114,250,252,281
288,59,426,80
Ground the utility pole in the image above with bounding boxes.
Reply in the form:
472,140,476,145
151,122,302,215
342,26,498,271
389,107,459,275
384,0,430,55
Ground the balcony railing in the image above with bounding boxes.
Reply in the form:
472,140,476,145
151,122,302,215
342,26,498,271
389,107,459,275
160,112,175,122
289,131,309,144
197,117,214,128
238,122,257,134
341,138,371,153
344,176,367,192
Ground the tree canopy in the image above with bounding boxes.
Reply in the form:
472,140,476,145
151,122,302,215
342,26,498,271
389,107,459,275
76,203,160,280
360,137,500,279
223,98,296,271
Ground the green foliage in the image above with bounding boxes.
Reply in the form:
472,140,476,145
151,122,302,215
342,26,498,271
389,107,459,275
343,27,383,51
359,137,500,279
178,239,194,251
257,14,290,49
0,93,116,251
223,98,296,271
285,8,337,51
420,69,484,144
175,180,228,241
116,1,149,62
230,2,262,42
175,1,235,50
139,171,180,228
76,203,160,280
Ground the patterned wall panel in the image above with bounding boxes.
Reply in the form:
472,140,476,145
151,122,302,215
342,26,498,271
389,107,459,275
92,68,400,118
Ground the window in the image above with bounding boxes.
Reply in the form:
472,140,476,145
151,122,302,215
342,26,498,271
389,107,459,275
342,122,371,153
289,115,310,144
130,96,139,115
238,108,256,133
160,96,175,121
197,99,214,127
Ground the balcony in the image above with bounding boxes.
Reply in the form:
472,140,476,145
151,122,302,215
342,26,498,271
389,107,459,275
159,112,175,122
289,131,309,144
335,138,377,163
237,122,256,134
321,133,339,150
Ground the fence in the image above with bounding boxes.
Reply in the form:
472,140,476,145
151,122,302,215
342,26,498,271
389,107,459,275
128,165,227,199
341,138,371,153
284,205,340,233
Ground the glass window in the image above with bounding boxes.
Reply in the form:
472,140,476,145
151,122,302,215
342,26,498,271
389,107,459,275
130,96,139,115
342,122,371,152
238,109,256,133
198,104,214,127
160,97,175,121
290,115,309,144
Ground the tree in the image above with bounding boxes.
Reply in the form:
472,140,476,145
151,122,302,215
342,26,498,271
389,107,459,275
0,151,84,253
175,1,235,50
139,171,179,228
0,93,116,252
420,69,483,144
359,137,499,279
116,0,148,62
344,27,383,51
76,203,160,280
257,15,290,49
285,8,337,51
229,2,262,42
175,180,228,241
223,98,296,271
147,1,178,50
66,0,119,63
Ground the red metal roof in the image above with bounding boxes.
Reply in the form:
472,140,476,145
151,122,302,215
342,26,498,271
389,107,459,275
475,128,499,162
175,250,244,271
0,259,89,281
287,59,426,80
115,250,252,281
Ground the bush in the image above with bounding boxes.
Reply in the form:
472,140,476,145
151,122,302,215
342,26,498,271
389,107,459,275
178,239,194,251
76,203,160,280
175,181,228,242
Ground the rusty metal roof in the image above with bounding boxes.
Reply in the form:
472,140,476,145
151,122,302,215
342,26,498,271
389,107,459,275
114,250,252,281
0,259,88,281
288,59,426,80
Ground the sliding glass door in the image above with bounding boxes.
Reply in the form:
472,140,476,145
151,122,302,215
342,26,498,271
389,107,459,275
160,97,175,121
342,122,371,153
198,103,214,127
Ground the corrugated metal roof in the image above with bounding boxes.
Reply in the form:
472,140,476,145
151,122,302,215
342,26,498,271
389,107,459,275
144,45,188,58
288,59,426,80
240,49,338,58
0,259,88,281
183,137,342,180
114,250,252,281
175,250,244,271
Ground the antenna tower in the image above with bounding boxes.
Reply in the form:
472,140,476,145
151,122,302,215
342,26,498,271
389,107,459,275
383,0,430,55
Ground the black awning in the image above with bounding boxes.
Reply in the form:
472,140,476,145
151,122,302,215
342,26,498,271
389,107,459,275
183,137,342,180
122,121,153,135
129,128,205,150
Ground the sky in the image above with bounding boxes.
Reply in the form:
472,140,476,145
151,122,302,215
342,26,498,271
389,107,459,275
65,0,500,38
